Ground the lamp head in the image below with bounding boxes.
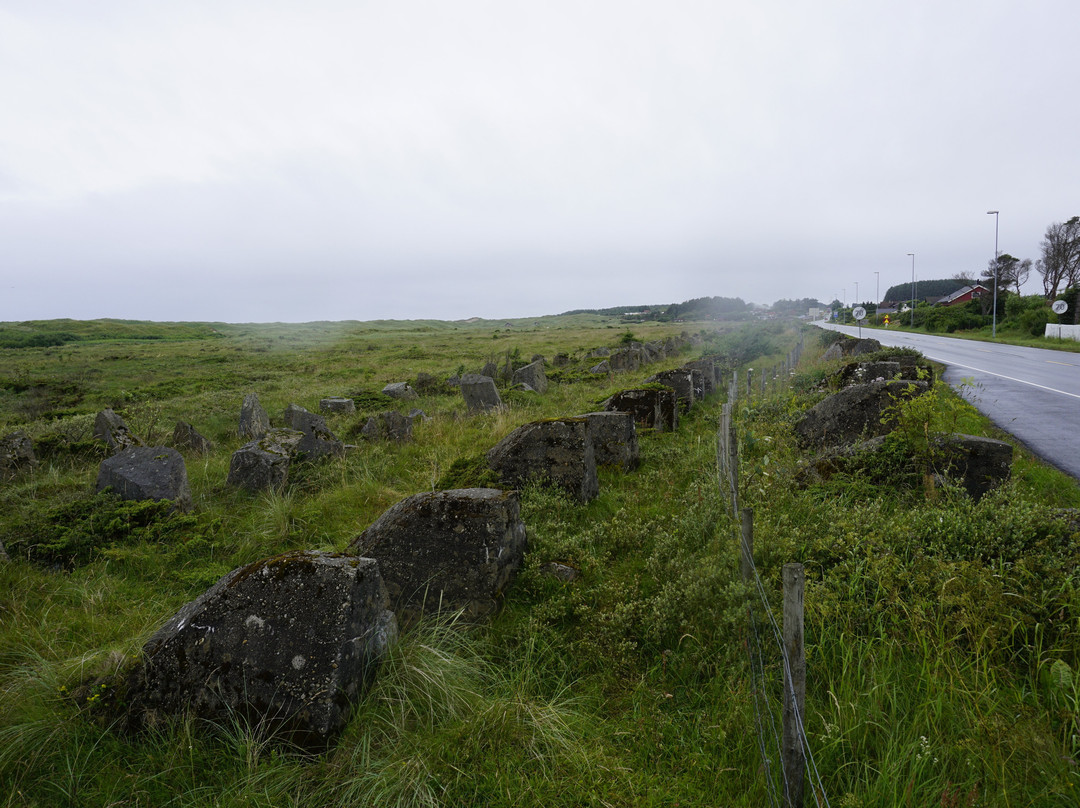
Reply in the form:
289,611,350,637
987,210,998,215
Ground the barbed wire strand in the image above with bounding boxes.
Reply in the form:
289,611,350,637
749,605,788,802
739,529,832,808
744,629,782,808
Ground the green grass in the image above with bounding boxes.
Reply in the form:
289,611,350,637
1,316,1078,806
858,320,1080,353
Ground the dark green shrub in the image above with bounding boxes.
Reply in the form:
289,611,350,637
434,454,500,490
1018,306,1052,336
0,331,80,349
818,329,846,348
348,390,395,412
6,490,200,567
921,302,989,333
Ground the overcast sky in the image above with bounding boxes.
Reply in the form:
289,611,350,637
2,1,1078,323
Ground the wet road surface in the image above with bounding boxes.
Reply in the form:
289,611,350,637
815,322,1080,481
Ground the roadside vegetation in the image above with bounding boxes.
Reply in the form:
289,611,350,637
827,286,1080,353
1,316,1077,806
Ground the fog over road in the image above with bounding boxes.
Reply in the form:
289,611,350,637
815,323,1080,482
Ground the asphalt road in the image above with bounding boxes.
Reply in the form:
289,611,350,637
815,322,1080,481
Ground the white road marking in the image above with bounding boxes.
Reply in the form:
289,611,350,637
924,357,1080,400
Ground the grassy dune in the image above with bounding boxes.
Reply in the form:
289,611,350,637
1,317,1077,807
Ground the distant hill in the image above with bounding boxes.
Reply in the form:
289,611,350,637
770,297,827,315
883,279,968,302
563,296,751,322
559,304,659,317
0,319,222,348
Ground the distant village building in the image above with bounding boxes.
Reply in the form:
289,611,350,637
938,284,989,307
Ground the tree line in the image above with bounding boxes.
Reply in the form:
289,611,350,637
967,216,1080,301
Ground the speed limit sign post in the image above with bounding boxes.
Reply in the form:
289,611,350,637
852,306,866,337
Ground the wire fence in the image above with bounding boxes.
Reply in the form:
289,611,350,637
717,336,831,808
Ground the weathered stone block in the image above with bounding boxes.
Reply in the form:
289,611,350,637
282,405,343,459
0,430,37,478
284,403,327,433
835,361,902,387
172,421,212,455
794,380,930,449
349,488,527,627
646,369,696,412
683,359,717,396
382,382,419,401
361,411,413,442
96,446,192,511
297,425,346,460
239,394,270,439
609,347,643,372
227,429,304,492
94,409,143,453
603,388,678,432
319,397,356,414
933,433,1014,500
121,551,396,751
460,374,502,414
822,337,883,362
585,411,640,471
486,417,598,502
512,361,548,394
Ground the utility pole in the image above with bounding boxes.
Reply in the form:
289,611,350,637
907,253,915,326
988,211,999,337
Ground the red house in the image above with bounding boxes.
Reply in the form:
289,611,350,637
938,284,990,307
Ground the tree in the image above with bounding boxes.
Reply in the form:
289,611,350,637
1037,216,1080,299
770,297,826,315
984,253,1031,297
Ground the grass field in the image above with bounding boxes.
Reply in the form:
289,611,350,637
1,316,1078,807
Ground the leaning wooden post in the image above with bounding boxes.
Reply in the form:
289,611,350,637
740,508,754,583
782,563,806,808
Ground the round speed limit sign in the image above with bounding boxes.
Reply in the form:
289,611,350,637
852,306,867,320
1052,300,1068,315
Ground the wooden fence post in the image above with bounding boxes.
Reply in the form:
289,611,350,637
782,563,806,808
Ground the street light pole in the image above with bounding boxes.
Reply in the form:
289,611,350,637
987,210,999,337
874,271,880,309
854,281,859,308
907,253,915,326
